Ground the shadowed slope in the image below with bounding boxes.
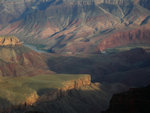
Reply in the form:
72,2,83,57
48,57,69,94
104,84,150,113
46,48,150,87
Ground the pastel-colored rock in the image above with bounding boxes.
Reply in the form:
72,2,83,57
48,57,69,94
0,36,22,46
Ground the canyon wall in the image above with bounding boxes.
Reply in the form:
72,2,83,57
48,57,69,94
0,75,97,113
99,27,150,51
104,84,150,113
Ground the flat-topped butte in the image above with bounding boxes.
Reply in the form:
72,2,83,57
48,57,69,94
0,36,23,46
0,74,91,107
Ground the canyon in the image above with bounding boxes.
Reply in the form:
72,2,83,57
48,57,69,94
0,0,150,54
0,0,150,113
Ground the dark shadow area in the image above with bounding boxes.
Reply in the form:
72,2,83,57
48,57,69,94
25,111,46,113
103,84,150,113
0,98,11,107
0,98,13,113
47,48,150,87
37,88,57,96
37,0,56,10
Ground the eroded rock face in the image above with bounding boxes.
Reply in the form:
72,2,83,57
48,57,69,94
25,92,39,106
61,75,91,91
0,36,22,46
38,75,92,102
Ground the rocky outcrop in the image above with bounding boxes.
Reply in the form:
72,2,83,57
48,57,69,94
25,92,39,106
0,36,54,76
38,75,91,102
0,36,22,46
61,75,91,91
104,84,150,113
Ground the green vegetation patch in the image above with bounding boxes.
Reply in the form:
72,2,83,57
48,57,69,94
0,74,89,107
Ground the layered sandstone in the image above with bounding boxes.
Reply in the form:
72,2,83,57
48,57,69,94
61,75,91,91
99,27,150,51
0,36,22,46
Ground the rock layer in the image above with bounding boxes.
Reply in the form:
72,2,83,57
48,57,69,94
0,36,22,46
99,27,150,51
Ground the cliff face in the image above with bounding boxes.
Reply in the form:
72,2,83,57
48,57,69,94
26,78,128,113
0,75,109,113
99,27,150,51
61,75,91,91
104,84,150,113
37,75,92,103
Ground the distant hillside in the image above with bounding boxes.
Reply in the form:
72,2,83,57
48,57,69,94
0,0,150,54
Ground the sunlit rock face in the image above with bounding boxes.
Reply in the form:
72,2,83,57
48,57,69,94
0,36,22,46
0,0,150,54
